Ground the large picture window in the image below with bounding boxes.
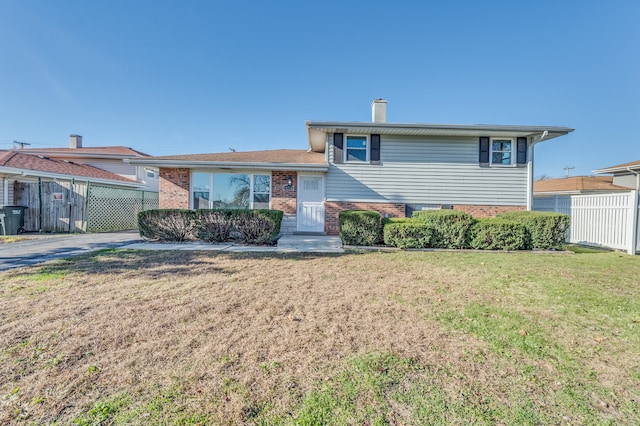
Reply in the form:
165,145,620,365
191,172,271,209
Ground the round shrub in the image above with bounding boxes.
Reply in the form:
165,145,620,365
498,211,570,249
411,210,473,249
383,220,435,249
469,218,527,250
339,210,381,246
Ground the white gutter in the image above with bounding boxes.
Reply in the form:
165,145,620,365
0,166,144,188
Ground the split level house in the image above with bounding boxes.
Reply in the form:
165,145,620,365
127,100,574,235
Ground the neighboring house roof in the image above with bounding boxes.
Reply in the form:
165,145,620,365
593,159,640,174
0,151,142,187
18,146,150,159
127,149,328,172
306,121,574,152
533,176,629,195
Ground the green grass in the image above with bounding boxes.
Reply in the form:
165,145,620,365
2,249,639,424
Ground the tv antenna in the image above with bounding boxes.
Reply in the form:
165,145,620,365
13,140,31,149
563,166,575,178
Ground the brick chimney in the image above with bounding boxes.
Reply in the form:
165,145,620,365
69,134,83,148
371,99,387,123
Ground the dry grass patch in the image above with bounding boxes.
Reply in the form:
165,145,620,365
0,249,639,424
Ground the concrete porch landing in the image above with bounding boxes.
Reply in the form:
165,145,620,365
277,235,343,253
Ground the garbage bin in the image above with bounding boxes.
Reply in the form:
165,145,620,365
2,206,28,235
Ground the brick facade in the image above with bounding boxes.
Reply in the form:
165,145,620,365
324,201,406,235
271,171,297,215
159,168,190,209
452,204,526,217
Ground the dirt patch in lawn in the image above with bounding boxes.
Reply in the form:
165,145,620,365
1,250,639,424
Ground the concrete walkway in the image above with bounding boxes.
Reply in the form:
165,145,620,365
0,233,344,272
124,235,344,254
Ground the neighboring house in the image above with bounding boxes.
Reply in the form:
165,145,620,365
17,135,159,191
593,160,640,190
533,176,630,196
128,100,574,235
0,150,156,233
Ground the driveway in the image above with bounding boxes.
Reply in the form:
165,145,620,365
0,231,142,271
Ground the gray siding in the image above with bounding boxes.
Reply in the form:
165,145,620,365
613,174,639,190
1,177,15,205
83,159,138,180
326,134,528,205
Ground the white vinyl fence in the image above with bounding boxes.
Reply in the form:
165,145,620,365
533,191,640,254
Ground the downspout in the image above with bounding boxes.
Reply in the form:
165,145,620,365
38,177,43,233
3,177,7,205
527,131,548,211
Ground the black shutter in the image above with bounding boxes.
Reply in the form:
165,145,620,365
333,133,343,164
479,137,490,167
370,134,381,164
516,137,527,166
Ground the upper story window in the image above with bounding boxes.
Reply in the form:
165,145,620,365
491,138,514,166
345,135,368,162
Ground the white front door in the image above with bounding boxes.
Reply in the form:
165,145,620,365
297,175,325,233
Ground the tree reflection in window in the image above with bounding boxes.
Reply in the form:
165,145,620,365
210,173,270,209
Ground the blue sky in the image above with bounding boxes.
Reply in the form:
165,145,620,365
0,0,637,178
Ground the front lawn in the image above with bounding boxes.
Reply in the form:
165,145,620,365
1,249,639,424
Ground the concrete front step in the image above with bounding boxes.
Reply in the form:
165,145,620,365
277,235,343,252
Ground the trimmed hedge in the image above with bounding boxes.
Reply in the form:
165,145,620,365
412,210,473,249
498,211,570,249
196,209,235,242
233,209,283,244
138,209,197,241
383,220,435,249
339,210,381,246
469,218,528,250
139,209,283,245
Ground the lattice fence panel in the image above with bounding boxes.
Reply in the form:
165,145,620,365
87,184,159,232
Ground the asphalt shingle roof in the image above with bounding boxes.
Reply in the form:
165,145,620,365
0,151,137,183
533,176,629,193
147,149,327,164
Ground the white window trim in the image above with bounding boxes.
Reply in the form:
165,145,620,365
190,171,272,209
344,134,369,163
490,137,515,167
250,174,272,209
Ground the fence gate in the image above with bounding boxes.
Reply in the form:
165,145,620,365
86,184,158,232
14,180,88,233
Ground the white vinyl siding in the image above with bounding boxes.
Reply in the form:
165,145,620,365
327,134,528,205
613,174,639,190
